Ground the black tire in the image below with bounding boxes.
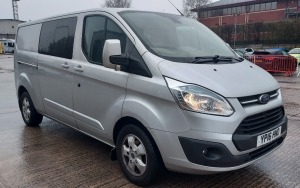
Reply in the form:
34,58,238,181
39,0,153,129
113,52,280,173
116,124,163,186
19,92,43,127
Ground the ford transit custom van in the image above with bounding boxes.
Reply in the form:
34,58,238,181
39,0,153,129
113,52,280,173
14,9,287,186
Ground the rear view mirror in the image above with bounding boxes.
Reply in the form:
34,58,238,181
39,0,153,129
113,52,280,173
103,39,121,69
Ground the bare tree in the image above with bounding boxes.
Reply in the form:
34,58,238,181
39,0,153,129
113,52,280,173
103,0,132,8
182,0,210,18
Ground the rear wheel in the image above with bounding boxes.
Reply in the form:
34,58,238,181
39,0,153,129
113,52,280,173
19,92,43,126
116,124,163,186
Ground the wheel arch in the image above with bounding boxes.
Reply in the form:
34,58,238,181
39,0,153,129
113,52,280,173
113,116,165,166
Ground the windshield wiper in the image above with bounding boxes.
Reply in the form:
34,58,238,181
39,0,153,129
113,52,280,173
189,55,244,64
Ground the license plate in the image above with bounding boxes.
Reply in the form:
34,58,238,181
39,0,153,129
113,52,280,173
257,127,281,147
255,60,263,63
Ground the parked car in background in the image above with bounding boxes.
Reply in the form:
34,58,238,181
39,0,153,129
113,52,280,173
0,39,15,54
234,49,245,57
236,48,254,55
265,49,289,56
288,48,300,64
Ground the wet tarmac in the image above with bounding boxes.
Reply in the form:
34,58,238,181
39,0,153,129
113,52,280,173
0,55,300,187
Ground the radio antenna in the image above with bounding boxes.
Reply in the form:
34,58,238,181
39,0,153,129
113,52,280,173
167,0,184,16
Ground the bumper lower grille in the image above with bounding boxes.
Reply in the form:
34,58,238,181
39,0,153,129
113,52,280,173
236,107,284,135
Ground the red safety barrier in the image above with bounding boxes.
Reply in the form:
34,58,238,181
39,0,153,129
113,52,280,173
245,55,297,77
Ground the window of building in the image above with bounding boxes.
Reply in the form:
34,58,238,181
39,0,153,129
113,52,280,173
298,0,300,6
266,2,272,10
39,17,77,59
260,3,266,11
248,5,254,12
241,6,246,13
232,7,237,14
207,10,211,17
223,8,228,15
82,16,127,65
227,7,232,15
203,11,208,17
254,4,260,12
215,9,223,16
237,6,242,13
211,10,216,16
271,1,277,9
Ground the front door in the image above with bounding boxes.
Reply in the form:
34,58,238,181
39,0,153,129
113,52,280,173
72,15,129,142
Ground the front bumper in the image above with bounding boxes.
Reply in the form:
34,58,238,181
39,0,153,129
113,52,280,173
179,119,286,168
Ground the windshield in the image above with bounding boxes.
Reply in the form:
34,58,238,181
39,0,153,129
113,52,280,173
8,42,14,47
119,11,237,63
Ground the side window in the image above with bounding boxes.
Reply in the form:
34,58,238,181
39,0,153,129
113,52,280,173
82,15,152,77
82,16,127,65
39,17,77,59
82,16,106,64
53,26,70,59
106,19,127,53
17,24,41,52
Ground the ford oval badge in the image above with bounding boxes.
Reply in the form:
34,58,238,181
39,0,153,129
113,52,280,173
259,94,270,104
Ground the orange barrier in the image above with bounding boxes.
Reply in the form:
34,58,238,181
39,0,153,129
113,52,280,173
245,55,297,77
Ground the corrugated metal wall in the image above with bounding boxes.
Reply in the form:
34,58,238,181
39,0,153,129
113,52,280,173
0,20,24,36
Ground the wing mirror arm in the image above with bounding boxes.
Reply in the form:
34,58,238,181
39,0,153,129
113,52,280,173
109,55,130,67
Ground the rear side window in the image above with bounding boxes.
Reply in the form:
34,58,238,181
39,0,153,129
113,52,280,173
39,17,77,59
82,16,127,65
17,24,41,52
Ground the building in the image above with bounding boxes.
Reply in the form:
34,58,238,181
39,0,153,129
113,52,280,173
194,0,300,27
0,19,24,39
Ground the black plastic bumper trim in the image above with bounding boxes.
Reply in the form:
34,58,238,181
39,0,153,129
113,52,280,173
179,133,286,167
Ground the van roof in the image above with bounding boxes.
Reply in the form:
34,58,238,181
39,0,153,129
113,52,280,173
18,8,177,28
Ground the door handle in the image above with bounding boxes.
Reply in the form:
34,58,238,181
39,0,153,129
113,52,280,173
61,62,69,69
74,65,84,72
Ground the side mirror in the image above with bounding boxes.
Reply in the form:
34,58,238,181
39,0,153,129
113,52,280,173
110,55,129,67
103,39,121,69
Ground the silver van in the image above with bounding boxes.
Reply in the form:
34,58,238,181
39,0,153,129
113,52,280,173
14,9,287,186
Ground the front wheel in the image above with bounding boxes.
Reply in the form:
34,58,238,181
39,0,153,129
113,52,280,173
19,92,43,127
116,124,163,186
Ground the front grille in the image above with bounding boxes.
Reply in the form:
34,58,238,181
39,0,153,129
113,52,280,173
238,90,279,106
235,107,284,134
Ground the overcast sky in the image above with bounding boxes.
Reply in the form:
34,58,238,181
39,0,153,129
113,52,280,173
0,0,186,21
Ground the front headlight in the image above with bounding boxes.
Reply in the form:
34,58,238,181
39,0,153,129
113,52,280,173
165,77,234,116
